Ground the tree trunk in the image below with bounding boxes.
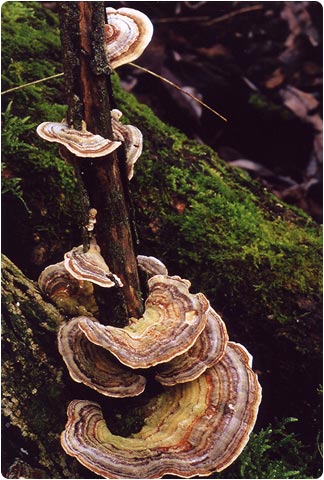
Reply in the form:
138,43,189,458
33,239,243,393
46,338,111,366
1,255,86,478
59,2,143,324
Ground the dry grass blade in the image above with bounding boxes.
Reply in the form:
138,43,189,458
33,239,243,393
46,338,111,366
1,73,64,95
1,67,227,123
129,62,227,122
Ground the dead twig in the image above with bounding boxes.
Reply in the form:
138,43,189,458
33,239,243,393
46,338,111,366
202,4,264,27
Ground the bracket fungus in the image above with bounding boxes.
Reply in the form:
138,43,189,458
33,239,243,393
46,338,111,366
58,318,146,397
61,342,261,479
137,254,169,277
105,7,153,69
78,274,209,369
36,121,121,158
64,238,123,288
111,109,143,180
38,261,98,317
155,307,229,386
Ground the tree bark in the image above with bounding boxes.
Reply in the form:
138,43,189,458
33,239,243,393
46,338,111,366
59,2,143,324
1,255,88,478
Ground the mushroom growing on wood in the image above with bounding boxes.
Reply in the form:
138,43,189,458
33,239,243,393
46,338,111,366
155,306,229,385
111,109,143,180
78,274,209,368
64,238,123,288
137,255,169,277
58,318,146,397
61,342,262,478
38,261,98,317
105,7,153,69
36,121,121,157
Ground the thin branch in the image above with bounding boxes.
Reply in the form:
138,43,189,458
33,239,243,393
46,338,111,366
153,15,210,24
129,62,227,122
202,4,264,26
1,73,64,95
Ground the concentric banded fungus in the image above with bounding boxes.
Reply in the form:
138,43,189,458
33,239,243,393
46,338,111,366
64,239,123,288
78,274,209,368
137,255,169,277
105,8,153,69
155,307,229,385
111,109,143,180
38,261,98,317
61,342,262,478
58,318,146,397
36,122,121,157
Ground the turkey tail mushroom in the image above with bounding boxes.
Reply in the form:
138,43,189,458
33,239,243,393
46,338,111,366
38,261,98,317
61,342,262,479
36,121,121,157
64,238,123,288
78,274,209,369
111,109,143,180
155,306,229,385
58,318,146,397
137,255,169,277
105,7,153,69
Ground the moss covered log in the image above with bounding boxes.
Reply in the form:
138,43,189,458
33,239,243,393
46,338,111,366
1,2,322,478
1,255,89,478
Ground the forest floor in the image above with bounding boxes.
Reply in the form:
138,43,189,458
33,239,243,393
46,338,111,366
111,0,322,222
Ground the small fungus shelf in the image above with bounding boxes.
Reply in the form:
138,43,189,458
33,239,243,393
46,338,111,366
36,122,121,157
104,7,153,69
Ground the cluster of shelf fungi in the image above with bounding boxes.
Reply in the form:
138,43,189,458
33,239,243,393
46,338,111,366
37,7,261,479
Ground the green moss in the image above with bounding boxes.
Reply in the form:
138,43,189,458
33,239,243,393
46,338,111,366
214,417,321,479
1,1,63,117
113,76,321,332
1,2,82,275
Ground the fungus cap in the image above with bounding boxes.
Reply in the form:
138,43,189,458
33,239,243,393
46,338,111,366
36,122,121,157
105,7,153,69
64,239,123,288
137,255,169,277
111,109,143,180
155,306,229,385
58,318,146,397
38,261,98,317
78,274,209,368
61,342,262,478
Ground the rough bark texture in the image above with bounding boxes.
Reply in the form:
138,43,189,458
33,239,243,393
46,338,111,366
1,255,82,478
59,2,143,324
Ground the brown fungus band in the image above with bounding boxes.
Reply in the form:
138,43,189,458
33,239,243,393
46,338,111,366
61,342,262,479
137,254,169,277
105,7,153,69
78,274,209,369
38,261,98,317
155,306,229,385
111,109,143,180
36,122,121,157
58,318,146,397
64,239,123,288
